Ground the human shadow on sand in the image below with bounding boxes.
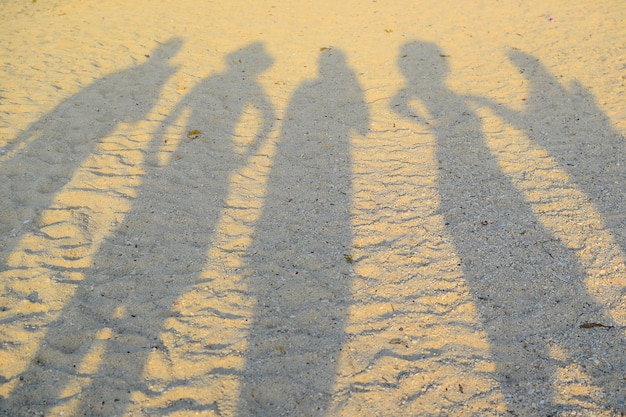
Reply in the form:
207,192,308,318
391,41,624,415
0,38,182,255
236,48,369,416
1,42,275,416
479,49,626,256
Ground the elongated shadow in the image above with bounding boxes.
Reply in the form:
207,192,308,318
1,42,275,416
0,38,182,258
488,49,626,254
237,48,369,416
391,41,624,415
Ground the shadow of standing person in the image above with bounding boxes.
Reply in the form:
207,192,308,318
483,49,626,254
0,38,182,251
237,48,369,416
2,43,275,417
391,41,624,415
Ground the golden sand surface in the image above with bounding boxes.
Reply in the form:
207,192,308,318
1,1,625,415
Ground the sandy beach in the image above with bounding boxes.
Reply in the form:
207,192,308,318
1,1,625,415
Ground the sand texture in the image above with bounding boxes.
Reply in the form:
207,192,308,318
1,0,625,416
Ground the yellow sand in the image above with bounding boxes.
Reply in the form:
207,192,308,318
1,1,624,416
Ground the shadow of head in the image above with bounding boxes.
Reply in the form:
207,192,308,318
149,37,184,65
398,41,449,84
317,47,349,76
226,41,274,75
506,48,542,74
